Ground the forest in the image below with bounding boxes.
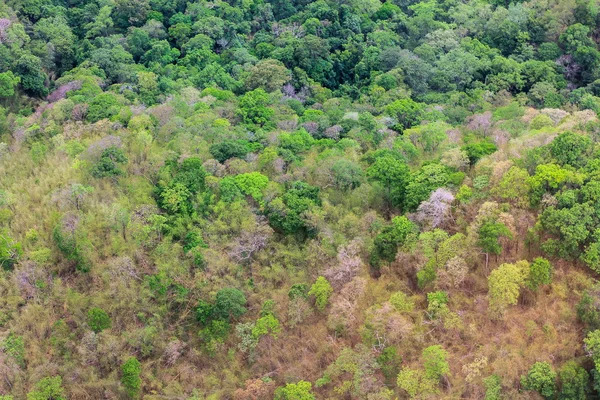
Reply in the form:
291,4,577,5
2,0,600,398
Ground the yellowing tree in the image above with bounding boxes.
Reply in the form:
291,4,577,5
488,261,528,317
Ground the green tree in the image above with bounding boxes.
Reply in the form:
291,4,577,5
0,233,21,271
121,357,142,398
488,261,527,317
404,164,450,212
521,362,557,399
159,183,191,214
525,257,553,291
87,307,112,333
422,345,450,381
252,314,281,339
483,375,502,400
85,6,114,38
13,53,48,97
478,221,512,269
209,140,251,163
266,181,321,236
237,88,274,127
233,172,269,202
308,276,333,311
213,288,247,321
331,159,364,191
0,71,20,98
559,361,589,400
367,155,410,213
585,330,600,369
528,164,584,206
462,141,497,165
551,131,592,168
385,98,425,131
27,376,66,400
370,216,417,269
1,332,24,367
577,286,600,330
137,71,159,105
87,93,122,123
91,147,128,178
396,368,438,398
491,166,530,207
274,381,315,400
245,59,291,92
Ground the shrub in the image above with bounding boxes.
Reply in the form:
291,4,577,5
87,307,111,333
521,362,557,399
121,357,142,398
309,276,333,311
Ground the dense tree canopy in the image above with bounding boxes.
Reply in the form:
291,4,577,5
1,0,600,398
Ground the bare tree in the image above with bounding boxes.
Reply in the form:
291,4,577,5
228,219,273,264
324,239,363,289
414,188,455,229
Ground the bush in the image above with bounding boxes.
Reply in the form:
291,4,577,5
121,357,142,398
27,376,65,400
530,114,554,130
521,362,557,399
308,276,333,311
87,307,111,333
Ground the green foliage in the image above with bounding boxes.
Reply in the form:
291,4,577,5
585,330,600,370
551,132,593,168
385,98,425,131
378,346,402,383
422,345,450,381
0,233,21,271
0,0,599,397
91,146,128,178
266,181,321,236
87,307,111,333
483,375,502,400
559,361,589,400
213,288,247,321
462,141,498,165
404,164,450,211
521,362,557,399
427,291,449,319
1,332,24,367
397,368,438,398
196,299,214,326
389,291,415,313
238,88,274,127
367,155,410,209
525,257,553,291
199,319,231,353
221,172,269,203
488,261,527,316
274,381,315,400
252,314,281,339
52,222,90,272
121,357,142,398
27,376,65,400
478,221,512,257
289,284,309,300
331,159,363,191
87,93,122,123
370,216,417,269
308,276,333,311
578,286,600,330
0,71,20,97
209,140,252,163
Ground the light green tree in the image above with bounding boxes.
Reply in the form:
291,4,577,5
520,362,557,399
488,261,527,317
309,277,333,311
